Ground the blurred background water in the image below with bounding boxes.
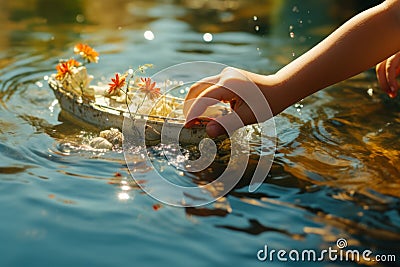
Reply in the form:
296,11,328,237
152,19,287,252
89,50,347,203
0,0,399,266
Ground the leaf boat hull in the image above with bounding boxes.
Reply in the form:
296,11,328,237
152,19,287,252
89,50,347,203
48,79,210,145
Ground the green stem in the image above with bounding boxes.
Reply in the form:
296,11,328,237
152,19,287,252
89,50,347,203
124,73,134,118
163,80,166,116
134,94,147,119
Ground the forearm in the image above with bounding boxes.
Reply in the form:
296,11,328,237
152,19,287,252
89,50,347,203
264,0,400,115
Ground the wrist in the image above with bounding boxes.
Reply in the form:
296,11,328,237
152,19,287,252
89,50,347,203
257,74,290,116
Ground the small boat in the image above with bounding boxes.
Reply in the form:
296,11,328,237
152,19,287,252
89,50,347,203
48,67,228,145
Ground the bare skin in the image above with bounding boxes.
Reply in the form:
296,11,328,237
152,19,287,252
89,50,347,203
376,52,400,98
184,0,400,138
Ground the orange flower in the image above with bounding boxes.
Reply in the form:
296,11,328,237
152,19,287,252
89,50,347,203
108,73,126,95
74,43,99,63
138,77,161,100
55,58,80,80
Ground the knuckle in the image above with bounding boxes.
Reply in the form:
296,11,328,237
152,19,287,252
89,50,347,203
221,66,236,74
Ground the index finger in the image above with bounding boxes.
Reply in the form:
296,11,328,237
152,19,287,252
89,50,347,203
183,75,219,117
185,75,219,101
184,84,231,124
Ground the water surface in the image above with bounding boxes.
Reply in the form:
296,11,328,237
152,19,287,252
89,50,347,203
0,0,398,266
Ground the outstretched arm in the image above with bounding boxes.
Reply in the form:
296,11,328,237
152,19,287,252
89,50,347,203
185,0,400,137
267,0,400,114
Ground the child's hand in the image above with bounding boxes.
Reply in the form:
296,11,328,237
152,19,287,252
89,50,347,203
183,67,273,138
376,52,400,98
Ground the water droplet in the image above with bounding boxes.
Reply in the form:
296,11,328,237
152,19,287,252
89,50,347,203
76,14,85,23
289,25,294,31
292,6,299,13
203,33,213,42
253,15,258,21
144,30,155,40
290,32,295,38
292,52,296,57
254,25,259,32
367,88,374,96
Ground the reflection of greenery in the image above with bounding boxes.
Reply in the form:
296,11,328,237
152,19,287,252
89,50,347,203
331,0,382,21
178,0,279,35
37,0,83,24
9,0,83,24
177,0,383,38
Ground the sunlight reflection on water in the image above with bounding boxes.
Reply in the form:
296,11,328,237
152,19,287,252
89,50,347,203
0,0,398,267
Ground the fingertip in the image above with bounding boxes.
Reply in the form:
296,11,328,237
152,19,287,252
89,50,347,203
388,91,397,98
185,97,220,123
388,84,398,97
183,119,194,128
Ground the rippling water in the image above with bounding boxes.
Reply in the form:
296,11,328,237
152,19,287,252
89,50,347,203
0,0,398,266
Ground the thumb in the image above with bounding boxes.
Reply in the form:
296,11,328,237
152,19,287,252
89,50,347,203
206,112,245,138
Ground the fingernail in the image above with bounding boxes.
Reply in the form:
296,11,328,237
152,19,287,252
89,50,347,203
184,118,196,128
